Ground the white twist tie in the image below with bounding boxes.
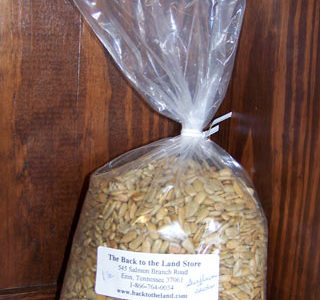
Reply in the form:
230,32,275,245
181,112,232,138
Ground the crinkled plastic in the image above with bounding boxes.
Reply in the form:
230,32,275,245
73,0,245,130
61,1,267,299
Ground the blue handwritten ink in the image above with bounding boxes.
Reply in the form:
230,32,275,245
102,270,114,281
186,274,218,288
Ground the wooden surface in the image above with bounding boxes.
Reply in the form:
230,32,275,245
0,284,56,300
217,0,320,299
0,0,177,298
0,0,319,299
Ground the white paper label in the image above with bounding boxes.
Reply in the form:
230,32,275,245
95,247,220,300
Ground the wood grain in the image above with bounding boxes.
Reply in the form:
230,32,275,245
0,0,319,299
217,0,320,299
0,0,81,289
0,0,177,297
0,284,56,300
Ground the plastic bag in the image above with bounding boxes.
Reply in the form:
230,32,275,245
61,1,267,299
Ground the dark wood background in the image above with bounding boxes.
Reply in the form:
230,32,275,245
0,0,319,299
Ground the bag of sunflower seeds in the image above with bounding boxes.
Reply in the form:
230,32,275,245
61,1,267,299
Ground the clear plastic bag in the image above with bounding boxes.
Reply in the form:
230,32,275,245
61,1,267,299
